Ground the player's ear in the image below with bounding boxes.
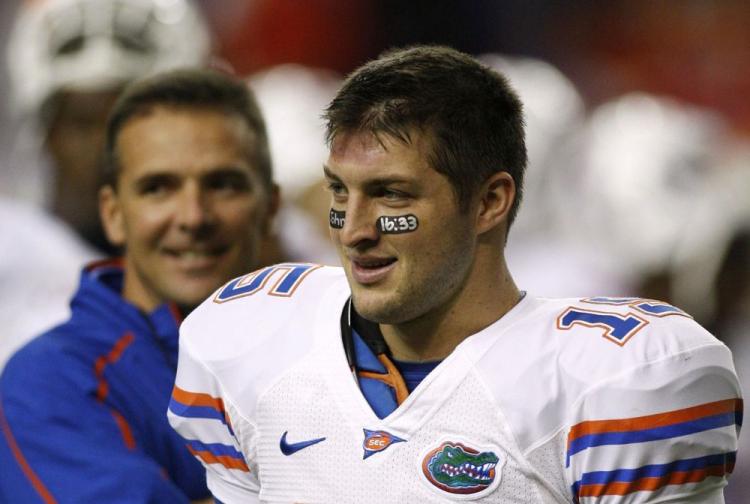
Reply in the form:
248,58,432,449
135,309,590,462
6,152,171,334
475,171,515,235
99,184,126,247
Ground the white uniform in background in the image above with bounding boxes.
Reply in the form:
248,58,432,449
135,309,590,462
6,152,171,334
169,265,741,503
0,198,97,368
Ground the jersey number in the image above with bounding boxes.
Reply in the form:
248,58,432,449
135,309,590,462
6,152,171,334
556,297,689,346
213,263,321,303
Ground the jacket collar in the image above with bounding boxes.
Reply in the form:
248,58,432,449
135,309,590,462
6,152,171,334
76,259,182,354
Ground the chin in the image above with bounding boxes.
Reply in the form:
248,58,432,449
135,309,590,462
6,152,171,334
352,292,413,325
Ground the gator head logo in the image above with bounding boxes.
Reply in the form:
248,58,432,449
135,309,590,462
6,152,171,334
421,441,501,496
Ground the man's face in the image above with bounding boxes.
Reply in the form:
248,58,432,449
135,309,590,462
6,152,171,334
100,105,277,312
325,130,476,324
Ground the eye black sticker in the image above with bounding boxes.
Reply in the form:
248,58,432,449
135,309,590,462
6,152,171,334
329,209,346,229
377,214,419,234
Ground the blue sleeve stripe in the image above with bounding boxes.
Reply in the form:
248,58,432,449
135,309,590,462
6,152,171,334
185,440,245,461
578,451,735,485
571,451,736,500
186,442,250,472
567,412,737,461
168,398,235,436
168,398,223,422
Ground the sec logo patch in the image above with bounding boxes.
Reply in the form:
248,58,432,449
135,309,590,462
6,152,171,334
419,440,504,499
362,429,406,459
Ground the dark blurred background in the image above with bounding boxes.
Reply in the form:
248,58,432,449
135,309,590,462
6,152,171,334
195,0,750,133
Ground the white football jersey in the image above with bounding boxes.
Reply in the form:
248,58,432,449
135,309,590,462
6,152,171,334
168,264,742,503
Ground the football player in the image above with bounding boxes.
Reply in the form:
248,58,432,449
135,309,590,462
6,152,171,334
169,46,741,503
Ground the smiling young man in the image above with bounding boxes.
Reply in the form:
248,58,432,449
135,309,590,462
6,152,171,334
169,47,741,503
0,69,278,503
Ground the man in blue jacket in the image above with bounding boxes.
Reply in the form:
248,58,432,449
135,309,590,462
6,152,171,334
0,68,279,503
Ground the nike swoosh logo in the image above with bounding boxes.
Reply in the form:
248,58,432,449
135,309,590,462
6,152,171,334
279,431,326,456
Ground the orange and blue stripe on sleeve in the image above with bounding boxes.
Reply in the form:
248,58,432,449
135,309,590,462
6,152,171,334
566,398,742,466
168,386,234,436
567,398,742,501
185,440,249,472
571,451,736,501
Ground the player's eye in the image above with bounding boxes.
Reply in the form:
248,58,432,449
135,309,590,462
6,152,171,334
379,187,409,202
325,181,347,199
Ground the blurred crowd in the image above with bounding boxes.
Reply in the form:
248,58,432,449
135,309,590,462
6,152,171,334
0,0,747,501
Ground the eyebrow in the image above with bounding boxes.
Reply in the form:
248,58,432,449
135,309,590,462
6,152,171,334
201,166,252,178
133,171,177,185
322,165,413,187
322,166,339,181
133,165,249,179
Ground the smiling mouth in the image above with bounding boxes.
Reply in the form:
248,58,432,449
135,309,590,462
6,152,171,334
350,257,397,284
355,257,396,268
163,248,228,268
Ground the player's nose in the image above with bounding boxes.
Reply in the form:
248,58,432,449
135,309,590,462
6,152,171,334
338,197,378,248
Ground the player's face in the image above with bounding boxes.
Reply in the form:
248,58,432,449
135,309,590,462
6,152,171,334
100,106,277,312
325,130,476,324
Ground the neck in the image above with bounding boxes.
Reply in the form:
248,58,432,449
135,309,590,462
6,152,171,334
380,251,520,361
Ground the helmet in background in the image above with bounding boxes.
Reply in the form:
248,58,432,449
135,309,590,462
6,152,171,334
479,54,585,235
567,93,745,320
7,0,212,119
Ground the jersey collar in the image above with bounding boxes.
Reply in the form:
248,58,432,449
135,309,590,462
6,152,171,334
341,298,392,373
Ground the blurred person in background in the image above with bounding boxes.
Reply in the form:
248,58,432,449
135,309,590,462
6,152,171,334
0,0,211,366
707,142,750,504
0,68,278,503
248,63,342,266
479,53,632,298
0,197,95,369
555,93,747,325
3,0,211,252
716,225,750,504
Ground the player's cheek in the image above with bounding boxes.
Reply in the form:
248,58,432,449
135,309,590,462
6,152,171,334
376,213,420,235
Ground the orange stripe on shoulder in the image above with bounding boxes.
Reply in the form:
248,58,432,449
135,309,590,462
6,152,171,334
171,386,227,412
0,401,57,503
187,445,250,472
569,398,741,442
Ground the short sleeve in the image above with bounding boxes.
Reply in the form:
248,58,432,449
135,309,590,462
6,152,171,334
565,343,742,503
168,331,261,503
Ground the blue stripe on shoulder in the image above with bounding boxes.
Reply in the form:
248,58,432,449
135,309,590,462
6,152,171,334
168,398,235,436
568,412,737,459
185,439,245,461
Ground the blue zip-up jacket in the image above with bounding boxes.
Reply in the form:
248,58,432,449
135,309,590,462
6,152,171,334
0,261,209,503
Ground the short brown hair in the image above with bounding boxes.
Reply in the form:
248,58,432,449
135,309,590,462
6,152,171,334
104,68,272,190
324,45,527,224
